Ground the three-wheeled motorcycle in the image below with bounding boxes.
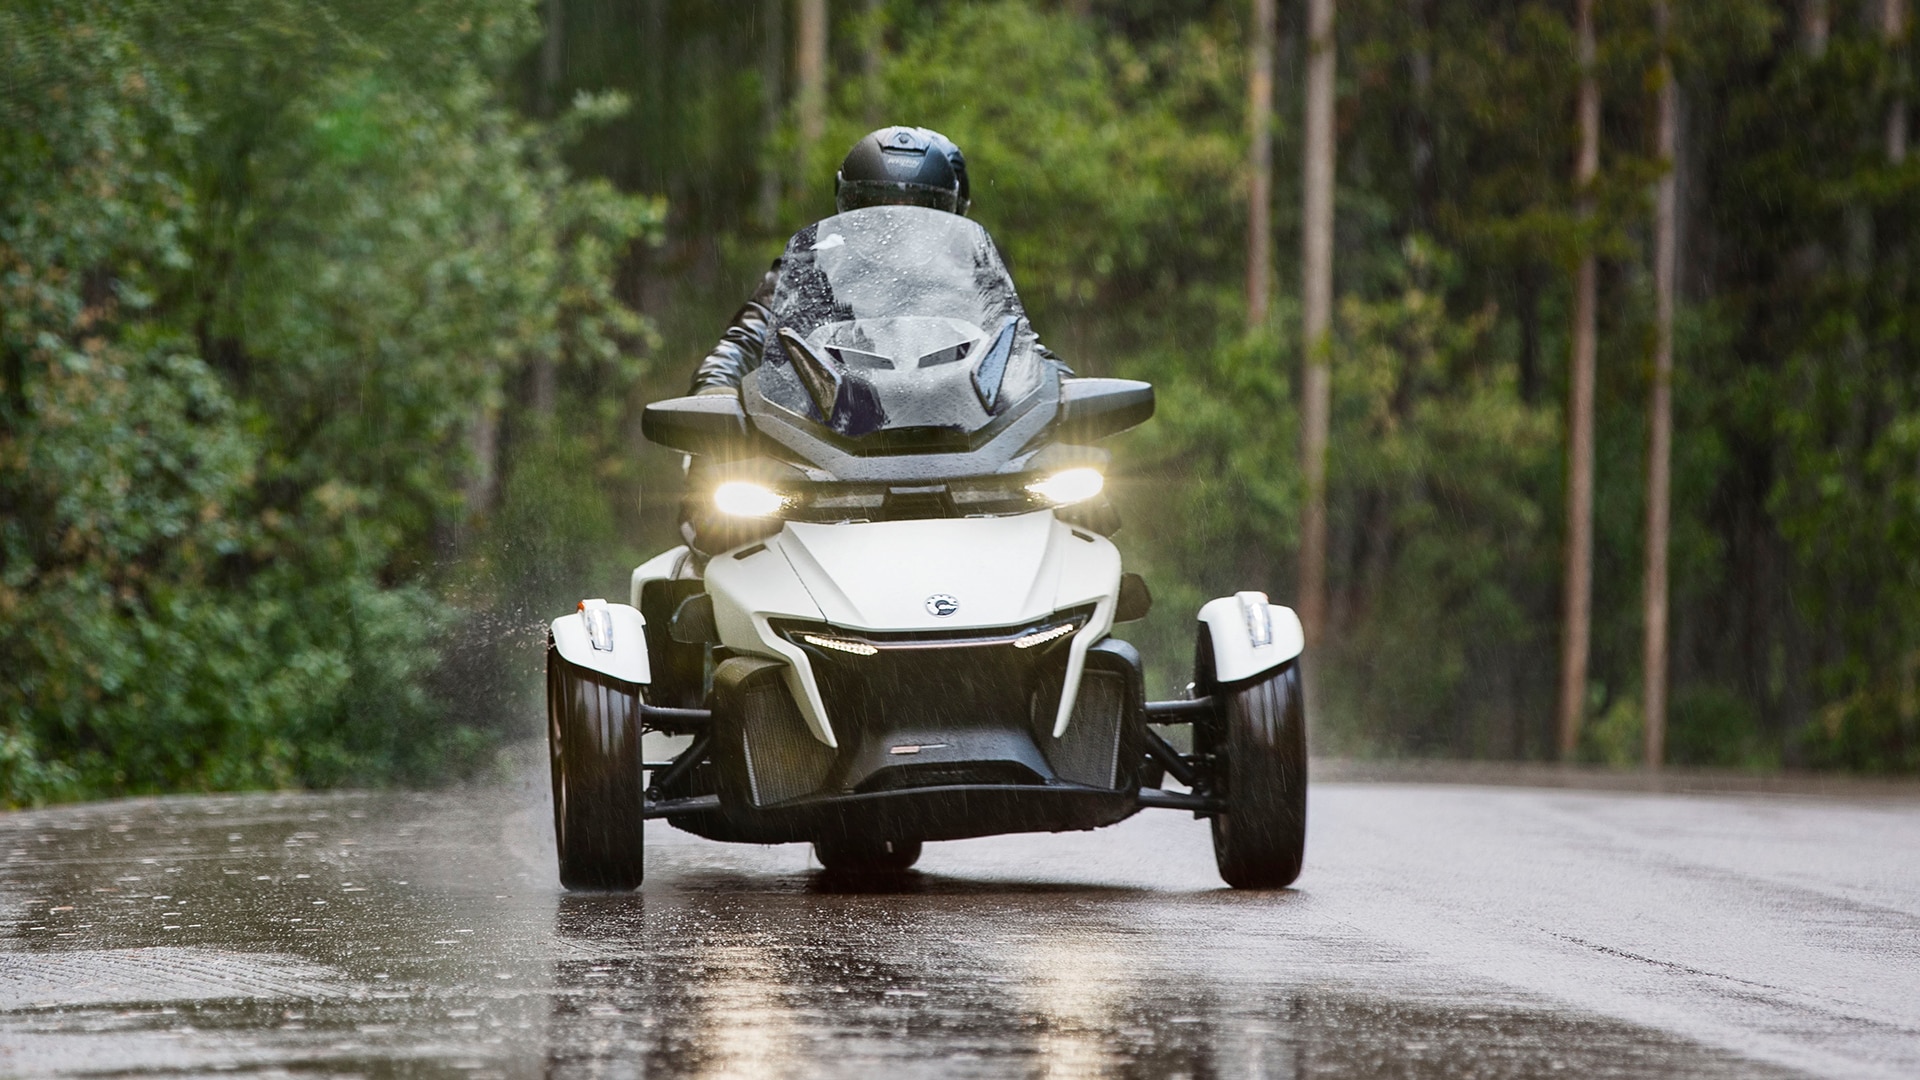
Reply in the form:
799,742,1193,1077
547,206,1307,889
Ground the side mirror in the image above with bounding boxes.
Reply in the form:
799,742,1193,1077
641,395,751,457
1057,378,1155,440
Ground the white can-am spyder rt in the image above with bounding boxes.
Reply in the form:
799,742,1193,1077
546,205,1307,890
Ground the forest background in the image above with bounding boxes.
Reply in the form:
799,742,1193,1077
4,0,1917,804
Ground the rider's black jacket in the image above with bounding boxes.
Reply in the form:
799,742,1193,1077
689,260,782,394
688,255,1069,394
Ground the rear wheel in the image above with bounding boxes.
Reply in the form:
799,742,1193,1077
813,836,923,874
1201,658,1307,889
548,647,646,890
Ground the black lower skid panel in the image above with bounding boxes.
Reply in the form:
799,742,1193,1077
644,783,1219,844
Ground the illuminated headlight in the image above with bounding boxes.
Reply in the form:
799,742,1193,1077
1026,467,1105,506
800,633,878,656
713,480,785,518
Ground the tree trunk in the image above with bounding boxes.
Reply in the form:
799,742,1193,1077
539,0,564,118
1895,0,1915,749
531,0,565,418
1247,0,1275,329
1557,0,1600,760
1407,0,1435,232
1888,0,1909,164
757,0,785,229
466,404,500,519
1644,1,1677,770
794,0,829,191
1803,0,1830,58
863,0,885,126
1298,0,1337,650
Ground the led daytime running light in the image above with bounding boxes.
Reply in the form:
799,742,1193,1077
800,633,878,656
1013,623,1077,650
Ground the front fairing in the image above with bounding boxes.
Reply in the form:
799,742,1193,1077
747,206,1059,482
700,511,1121,747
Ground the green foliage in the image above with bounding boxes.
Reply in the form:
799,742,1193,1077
1316,243,1559,754
1,0,659,804
11,0,1920,797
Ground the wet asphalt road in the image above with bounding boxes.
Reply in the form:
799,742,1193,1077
1,764,1916,1079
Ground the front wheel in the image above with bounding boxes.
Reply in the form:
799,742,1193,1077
548,647,646,890
1202,661,1307,889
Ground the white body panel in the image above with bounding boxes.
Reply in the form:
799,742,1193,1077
629,545,691,607
1198,596,1304,683
702,540,834,745
700,511,1121,747
550,602,651,686
780,511,1065,631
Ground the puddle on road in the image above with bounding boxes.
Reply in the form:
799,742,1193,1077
0,789,1795,1079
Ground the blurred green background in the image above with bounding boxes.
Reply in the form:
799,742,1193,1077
4,0,1917,804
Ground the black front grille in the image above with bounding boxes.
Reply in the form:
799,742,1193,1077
751,616,1135,799
800,634,1053,739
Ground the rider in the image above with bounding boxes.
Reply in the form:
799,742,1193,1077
679,125,1069,555
691,125,1062,396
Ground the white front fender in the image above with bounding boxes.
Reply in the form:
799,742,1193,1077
1198,592,1304,684
550,600,651,686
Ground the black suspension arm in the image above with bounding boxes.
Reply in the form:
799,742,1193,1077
642,794,720,819
1141,726,1201,789
1136,788,1223,814
1143,697,1215,722
645,731,711,800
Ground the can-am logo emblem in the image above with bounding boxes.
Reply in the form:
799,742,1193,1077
925,594,960,618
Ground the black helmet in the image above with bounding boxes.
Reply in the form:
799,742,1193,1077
835,126,970,216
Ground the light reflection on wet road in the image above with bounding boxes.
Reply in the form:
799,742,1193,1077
0,768,1915,1078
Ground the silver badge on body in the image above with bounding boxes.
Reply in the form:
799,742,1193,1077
925,593,960,618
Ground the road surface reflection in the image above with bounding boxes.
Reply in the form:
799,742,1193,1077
0,784,1796,1078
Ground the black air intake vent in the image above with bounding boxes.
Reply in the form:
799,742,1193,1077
1046,670,1127,789
740,678,835,807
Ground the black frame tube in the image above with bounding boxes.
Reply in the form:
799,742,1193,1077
640,703,711,733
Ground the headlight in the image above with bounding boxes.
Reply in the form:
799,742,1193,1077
1026,467,1105,506
713,480,785,517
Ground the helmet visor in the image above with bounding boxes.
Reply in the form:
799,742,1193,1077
835,178,968,216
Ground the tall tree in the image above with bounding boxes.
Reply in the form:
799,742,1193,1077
1802,0,1830,58
794,0,829,185
1407,0,1435,231
1888,0,1909,164
1298,0,1336,648
758,0,785,229
1247,0,1275,328
1558,0,1600,760
863,0,886,125
1644,0,1678,769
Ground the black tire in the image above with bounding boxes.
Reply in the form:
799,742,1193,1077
1203,661,1307,889
548,647,646,891
813,836,923,874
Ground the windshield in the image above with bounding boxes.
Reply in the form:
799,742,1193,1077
744,206,1059,482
